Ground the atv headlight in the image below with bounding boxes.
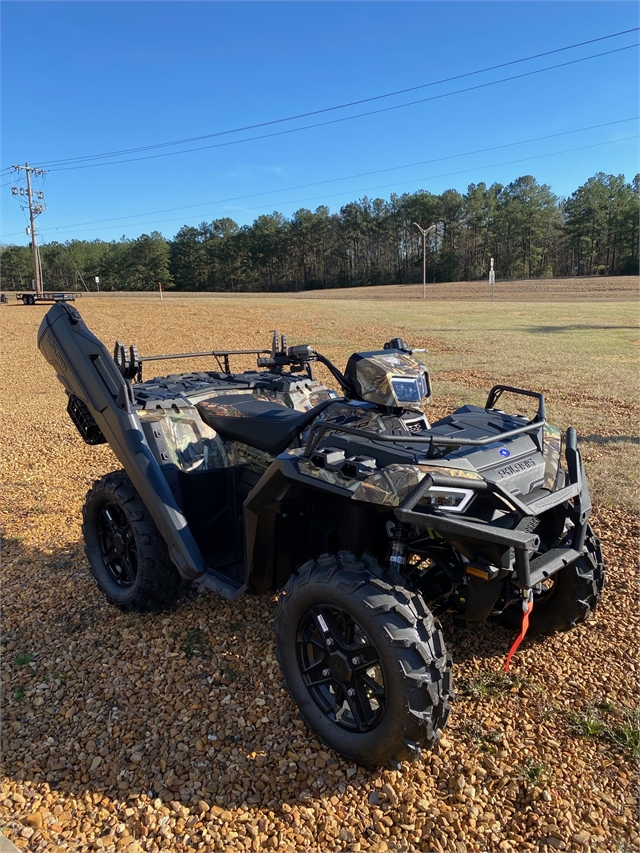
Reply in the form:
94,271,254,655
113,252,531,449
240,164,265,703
391,373,428,403
418,486,475,513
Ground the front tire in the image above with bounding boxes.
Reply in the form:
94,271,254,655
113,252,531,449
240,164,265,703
274,552,453,768
82,470,186,611
498,524,605,634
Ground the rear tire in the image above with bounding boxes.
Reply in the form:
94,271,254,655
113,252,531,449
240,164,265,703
274,552,453,768
498,524,604,635
82,470,186,611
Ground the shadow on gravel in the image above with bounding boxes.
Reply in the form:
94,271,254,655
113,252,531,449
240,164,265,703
437,615,516,664
1,534,543,817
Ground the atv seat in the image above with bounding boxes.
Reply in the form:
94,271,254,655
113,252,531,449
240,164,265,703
197,394,322,456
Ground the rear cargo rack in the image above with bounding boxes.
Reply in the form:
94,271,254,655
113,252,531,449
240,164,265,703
115,345,272,381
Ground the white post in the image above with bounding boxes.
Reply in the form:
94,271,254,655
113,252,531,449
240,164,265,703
489,257,495,302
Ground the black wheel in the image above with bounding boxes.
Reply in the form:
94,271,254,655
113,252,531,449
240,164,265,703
82,470,186,611
498,524,604,635
274,552,453,768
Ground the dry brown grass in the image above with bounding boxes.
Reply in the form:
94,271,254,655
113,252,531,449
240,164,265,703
283,274,640,302
13,273,636,302
1,295,638,853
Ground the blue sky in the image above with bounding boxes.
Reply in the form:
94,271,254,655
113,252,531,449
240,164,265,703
1,1,638,245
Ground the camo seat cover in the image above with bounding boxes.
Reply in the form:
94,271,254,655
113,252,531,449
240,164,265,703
197,394,321,456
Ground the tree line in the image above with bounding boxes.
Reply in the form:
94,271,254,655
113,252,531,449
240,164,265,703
1,171,637,293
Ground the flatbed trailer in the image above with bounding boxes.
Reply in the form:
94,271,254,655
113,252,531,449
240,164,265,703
16,291,80,305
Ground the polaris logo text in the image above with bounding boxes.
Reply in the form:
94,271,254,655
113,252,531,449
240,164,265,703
44,330,69,375
497,458,537,477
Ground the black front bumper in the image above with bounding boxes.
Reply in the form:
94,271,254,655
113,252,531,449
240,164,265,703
394,428,591,589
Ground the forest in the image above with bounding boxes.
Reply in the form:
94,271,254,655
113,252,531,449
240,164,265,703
1,171,638,292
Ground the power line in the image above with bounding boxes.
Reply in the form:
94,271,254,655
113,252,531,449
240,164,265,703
36,44,638,173
8,134,634,241
17,117,638,235
32,27,640,168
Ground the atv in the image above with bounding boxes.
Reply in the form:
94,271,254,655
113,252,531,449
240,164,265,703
38,303,604,769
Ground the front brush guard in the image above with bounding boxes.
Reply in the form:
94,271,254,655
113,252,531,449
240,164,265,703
394,428,590,590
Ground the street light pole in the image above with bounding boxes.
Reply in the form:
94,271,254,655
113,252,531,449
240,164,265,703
413,222,436,299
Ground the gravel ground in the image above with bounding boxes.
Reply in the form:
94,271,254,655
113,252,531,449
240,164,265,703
1,300,638,853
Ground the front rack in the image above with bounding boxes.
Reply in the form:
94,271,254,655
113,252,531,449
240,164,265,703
303,417,545,459
302,383,547,458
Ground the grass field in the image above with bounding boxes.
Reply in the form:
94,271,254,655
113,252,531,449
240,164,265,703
6,273,636,302
1,288,638,853
290,274,639,301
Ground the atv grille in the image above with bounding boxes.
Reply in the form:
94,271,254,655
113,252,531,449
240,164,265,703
67,395,106,445
405,418,427,433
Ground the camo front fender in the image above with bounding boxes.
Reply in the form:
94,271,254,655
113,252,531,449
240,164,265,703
243,457,387,593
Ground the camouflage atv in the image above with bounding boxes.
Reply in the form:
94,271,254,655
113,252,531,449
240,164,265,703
38,303,604,769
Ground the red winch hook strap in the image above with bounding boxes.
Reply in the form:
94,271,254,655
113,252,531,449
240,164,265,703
504,592,534,672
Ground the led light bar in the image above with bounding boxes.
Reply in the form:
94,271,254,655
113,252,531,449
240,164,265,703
418,486,476,514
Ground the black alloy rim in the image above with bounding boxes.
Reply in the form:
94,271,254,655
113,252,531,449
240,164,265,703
97,502,138,587
296,605,386,733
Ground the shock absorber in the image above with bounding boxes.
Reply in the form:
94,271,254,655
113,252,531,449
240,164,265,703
389,521,411,574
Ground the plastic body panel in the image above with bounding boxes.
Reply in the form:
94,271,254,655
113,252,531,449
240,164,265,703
37,303,207,582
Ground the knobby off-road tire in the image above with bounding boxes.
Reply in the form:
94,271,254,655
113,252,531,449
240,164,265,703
498,524,605,635
274,552,453,769
82,470,186,611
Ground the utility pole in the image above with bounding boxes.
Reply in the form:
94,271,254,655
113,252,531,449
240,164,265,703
413,222,437,299
12,163,47,298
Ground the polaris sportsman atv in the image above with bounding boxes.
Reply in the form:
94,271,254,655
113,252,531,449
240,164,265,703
38,303,604,768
